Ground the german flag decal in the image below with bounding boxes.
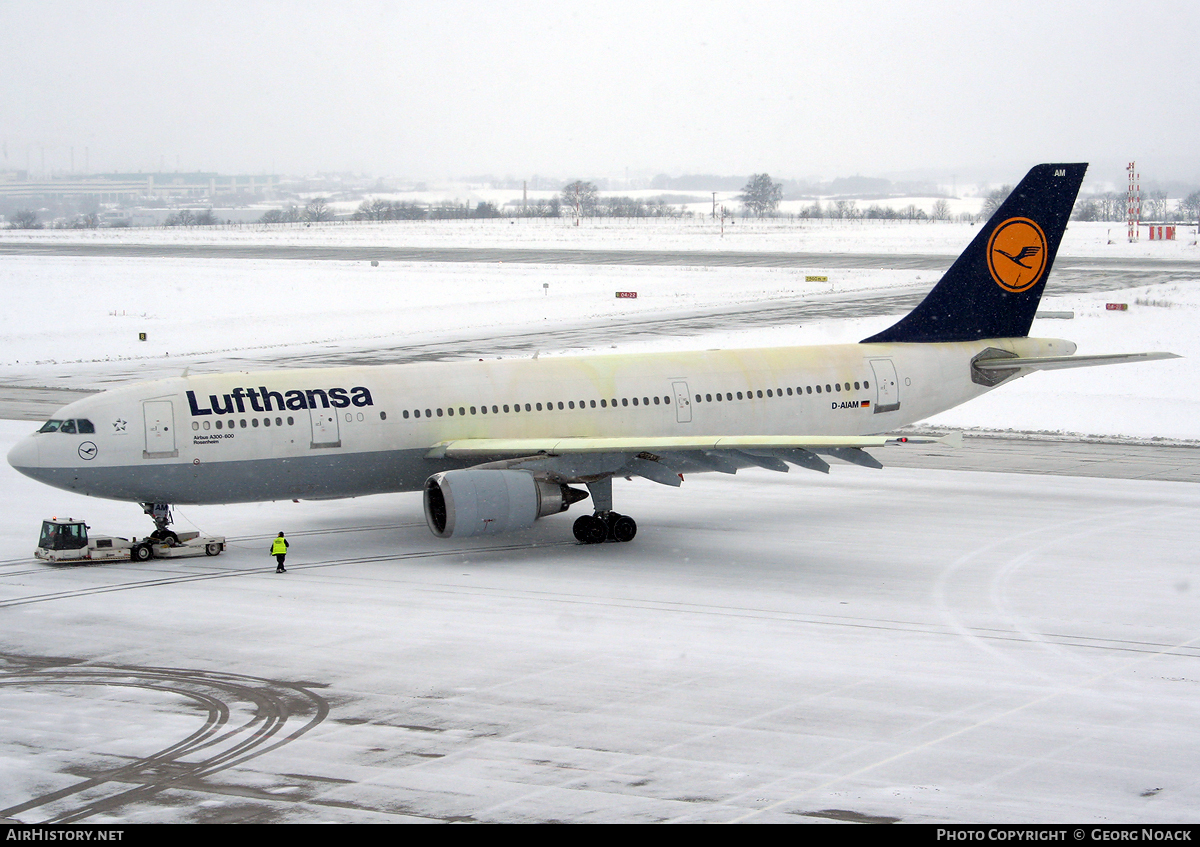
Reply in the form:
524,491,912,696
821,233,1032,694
987,217,1048,293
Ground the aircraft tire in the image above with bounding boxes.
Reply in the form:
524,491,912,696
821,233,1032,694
611,515,637,543
573,515,608,545
151,529,180,546
572,516,590,542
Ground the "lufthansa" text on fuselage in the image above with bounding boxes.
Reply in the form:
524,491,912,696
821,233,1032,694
186,386,374,416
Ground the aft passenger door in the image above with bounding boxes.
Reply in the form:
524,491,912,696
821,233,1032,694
869,359,901,414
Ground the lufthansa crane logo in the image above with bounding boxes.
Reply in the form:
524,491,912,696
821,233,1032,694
987,217,1048,293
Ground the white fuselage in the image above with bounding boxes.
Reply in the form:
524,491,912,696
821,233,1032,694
7,336,1074,505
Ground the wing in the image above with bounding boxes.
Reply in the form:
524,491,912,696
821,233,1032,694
426,433,962,487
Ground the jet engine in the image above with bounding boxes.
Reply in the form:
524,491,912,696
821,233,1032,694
423,469,588,538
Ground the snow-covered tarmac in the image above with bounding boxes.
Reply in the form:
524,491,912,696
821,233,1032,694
1,219,1198,823
2,418,1198,823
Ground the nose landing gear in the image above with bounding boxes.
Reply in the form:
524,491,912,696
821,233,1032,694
141,502,179,546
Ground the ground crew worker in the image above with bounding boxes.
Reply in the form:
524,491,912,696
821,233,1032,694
271,532,289,572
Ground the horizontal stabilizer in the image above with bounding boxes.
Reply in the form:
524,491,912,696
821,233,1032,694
974,352,1180,372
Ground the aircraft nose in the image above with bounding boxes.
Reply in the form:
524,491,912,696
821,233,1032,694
7,434,40,476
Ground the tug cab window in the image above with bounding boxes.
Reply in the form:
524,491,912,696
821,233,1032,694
39,520,88,551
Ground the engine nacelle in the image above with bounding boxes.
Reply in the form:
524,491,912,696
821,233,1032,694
423,469,584,538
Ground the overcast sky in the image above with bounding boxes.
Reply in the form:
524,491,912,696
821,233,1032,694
3,0,1199,186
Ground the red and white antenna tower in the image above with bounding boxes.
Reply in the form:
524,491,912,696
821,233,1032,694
1127,162,1141,242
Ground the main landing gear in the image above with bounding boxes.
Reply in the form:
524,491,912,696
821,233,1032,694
572,512,638,544
141,502,179,546
571,478,637,544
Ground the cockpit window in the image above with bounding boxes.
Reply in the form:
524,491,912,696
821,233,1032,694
37,419,94,434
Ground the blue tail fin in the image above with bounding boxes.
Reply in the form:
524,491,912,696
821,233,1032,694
862,163,1087,344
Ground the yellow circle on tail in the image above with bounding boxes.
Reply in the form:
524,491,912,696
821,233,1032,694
987,217,1048,293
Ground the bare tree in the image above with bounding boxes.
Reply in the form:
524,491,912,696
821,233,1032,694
561,180,598,223
7,209,42,229
1073,199,1100,221
1097,192,1124,222
833,199,857,220
1145,190,1168,222
739,174,782,217
304,198,333,222
1181,190,1200,227
979,184,1012,219
64,212,100,229
930,199,951,221
354,198,393,221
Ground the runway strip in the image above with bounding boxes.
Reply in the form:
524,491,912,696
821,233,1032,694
4,239,1200,275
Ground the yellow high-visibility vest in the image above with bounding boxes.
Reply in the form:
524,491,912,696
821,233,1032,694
271,537,288,555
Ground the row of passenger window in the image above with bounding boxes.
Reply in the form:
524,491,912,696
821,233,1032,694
403,395,676,419
695,379,868,403
401,378,870,421
192,416,296,431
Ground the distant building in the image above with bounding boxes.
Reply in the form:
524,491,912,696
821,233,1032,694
0,172,277,203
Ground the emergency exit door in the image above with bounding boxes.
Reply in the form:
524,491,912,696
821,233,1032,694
672,381,692,423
